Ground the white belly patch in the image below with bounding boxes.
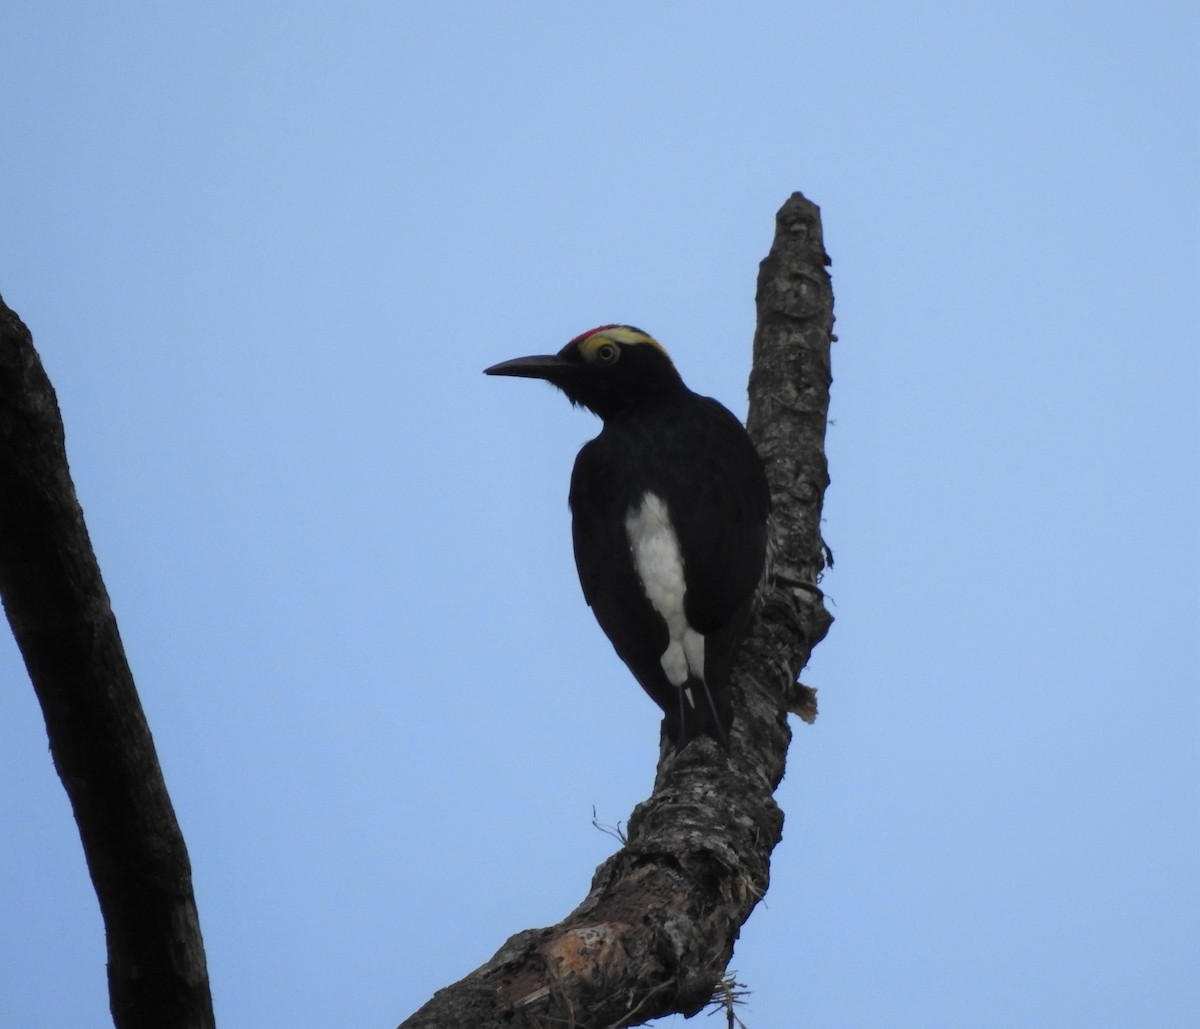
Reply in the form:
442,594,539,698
624,492,706,689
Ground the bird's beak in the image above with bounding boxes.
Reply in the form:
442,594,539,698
483,355,571,381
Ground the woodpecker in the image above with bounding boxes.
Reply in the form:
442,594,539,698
485,325,770,749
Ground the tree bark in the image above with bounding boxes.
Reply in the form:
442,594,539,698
0,297,215,1029
399,192,836,1029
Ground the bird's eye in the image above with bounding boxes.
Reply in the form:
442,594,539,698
594,343,619,365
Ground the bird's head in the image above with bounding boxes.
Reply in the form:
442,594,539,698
484,325,685,419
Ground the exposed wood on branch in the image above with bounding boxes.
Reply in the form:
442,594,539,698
399,192,835,1029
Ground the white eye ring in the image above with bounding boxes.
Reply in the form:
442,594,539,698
594,342,619,365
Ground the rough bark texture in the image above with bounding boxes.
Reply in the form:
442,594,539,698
0,295,215,1029
399,192,835,1029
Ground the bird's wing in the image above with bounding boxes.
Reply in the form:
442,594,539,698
567,438,620,609
569,438,671,686
670,398,770,634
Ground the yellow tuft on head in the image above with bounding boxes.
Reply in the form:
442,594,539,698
576,325,672,364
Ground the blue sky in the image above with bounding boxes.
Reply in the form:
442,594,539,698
2,3,1197,1027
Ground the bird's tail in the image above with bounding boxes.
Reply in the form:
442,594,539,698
668,675,731,750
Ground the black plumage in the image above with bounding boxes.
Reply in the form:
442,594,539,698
485,325,769,748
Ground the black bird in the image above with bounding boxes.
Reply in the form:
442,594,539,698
485,325,770,748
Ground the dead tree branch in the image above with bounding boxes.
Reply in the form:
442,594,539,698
398,192,835,1029
0,296,215,1029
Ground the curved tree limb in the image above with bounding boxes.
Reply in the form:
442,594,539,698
399,192,835,1029
0,297,215,1029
